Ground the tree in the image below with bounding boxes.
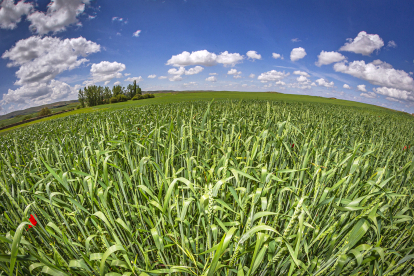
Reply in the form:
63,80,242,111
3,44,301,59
112,85,123,97
78,89,85,107
39,107,52,116
104,86,112,103
127,84,135,99
136,84,142,95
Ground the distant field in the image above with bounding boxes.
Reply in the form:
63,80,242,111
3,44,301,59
0,91,410,134
0,102,79,127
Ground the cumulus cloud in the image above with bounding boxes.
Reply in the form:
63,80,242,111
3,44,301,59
290,47,306,61
387,40,397,48
113,81,121,85
249,73,255,78
148,74,156,78
133,30,141,37
166,50,243,67
275,80,286,86
385,97,402,103
315,78,334,88
168,67,185,75
246,51,261,60
333,59,414,92
339,31,384,56
158,76,167,79
183,82,197,86
343,84,351,89
2,36,100,87
360,92,377,98
257,70,290,83
125,76,143,83
27,0,90,35
1,80,80,109
297,75,309,83
228,69,242,78
293,71,310,77
0,0,33,30
373,87,414,102
169,75,182,82
315,51,346,66
205,76,217,82
357,84,367,92
185,66,204,75
90,61,126,84
272,53,283,60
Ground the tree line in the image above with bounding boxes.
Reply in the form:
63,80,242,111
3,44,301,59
78,80,154,107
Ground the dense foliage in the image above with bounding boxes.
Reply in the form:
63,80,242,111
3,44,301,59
78,80,143,107
39,107,52,117
0,100,413,276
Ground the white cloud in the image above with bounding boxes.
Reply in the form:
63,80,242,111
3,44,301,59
158,76,167,79
113,81,121,85
90,61,126,84
315,78,334,88
168,67,185,75
183,82,197,86
387,40,397,48
293,70,310,77
315,51,346,66
241,84,248,87
272,53,283,60
148,74,156,78
185,66,204,75
339,31,384,56
334,60,414,92
385,97,402,103
125,76,143,83
227,70,241,79
166,50,243,67
205,76,217,82
1,80,79,110
228,69,241,75
290,47,306,61
2,36,100,86
246,50,261,60
216,51,244,66
343,84,351,89
258,70,289,83
27,0,90,35
133,30,141,37
360,92,377,98
291,38,301,42
297,75,309,83
209,73,217,75
169,75,182,81
373,87,414,102
410,72,413,76
249,73,255,78
124,73,131,76
311,82,316,86
275,80,286,86
0,0,33,30
357,84,366,92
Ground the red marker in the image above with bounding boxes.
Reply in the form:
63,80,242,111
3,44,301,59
28,214,37,230
291,144,295,148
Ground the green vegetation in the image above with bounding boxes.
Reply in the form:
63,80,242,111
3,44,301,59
0,98,413,275
39,107,52,116
78,80,147,107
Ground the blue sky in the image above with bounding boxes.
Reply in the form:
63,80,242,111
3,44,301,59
0,0,414,114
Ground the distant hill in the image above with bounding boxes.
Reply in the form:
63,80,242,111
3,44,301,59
0,100,79,121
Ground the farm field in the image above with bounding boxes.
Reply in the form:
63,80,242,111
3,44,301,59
0,91,410,135
0,96,414,275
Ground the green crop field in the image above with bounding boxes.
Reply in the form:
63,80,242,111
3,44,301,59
0,96,414,275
